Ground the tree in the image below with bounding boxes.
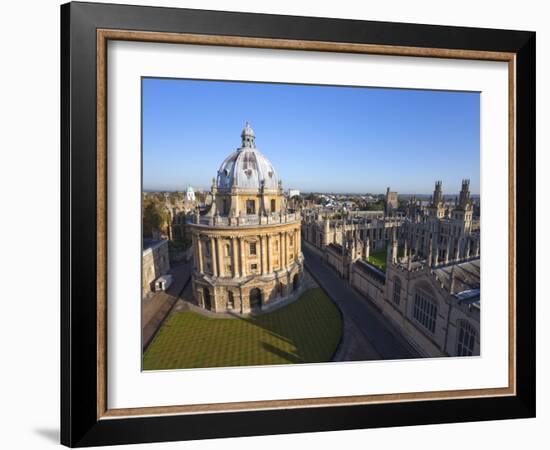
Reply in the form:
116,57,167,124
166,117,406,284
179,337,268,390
362,200,385,211
143,198,171,238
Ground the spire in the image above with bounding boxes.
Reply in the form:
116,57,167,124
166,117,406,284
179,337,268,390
458,178,471,208
432,180,443,206
241,122,256,148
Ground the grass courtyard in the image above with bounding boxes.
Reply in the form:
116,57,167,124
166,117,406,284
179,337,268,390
143,288,342,370
368,249,387,271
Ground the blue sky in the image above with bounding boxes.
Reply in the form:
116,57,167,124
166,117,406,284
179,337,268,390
142,78,480,195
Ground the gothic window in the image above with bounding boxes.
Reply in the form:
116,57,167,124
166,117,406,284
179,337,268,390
271,199,276,212
222,199,229,215
226,243,231,256
393,278,401,305
249,242,257,255
456,320,477,356
413,291,437,334
246,199,255,214
204,241,210,257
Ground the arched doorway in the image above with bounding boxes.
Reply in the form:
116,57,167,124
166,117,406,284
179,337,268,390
292,274,300,292
203,287,211,310
249,288,262,309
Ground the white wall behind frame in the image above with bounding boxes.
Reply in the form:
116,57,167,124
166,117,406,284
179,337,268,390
1,1,546,450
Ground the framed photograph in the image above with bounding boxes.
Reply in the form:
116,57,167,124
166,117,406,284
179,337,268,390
61,1,536,447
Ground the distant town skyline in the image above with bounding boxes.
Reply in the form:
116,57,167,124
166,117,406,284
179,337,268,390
143,78,480,194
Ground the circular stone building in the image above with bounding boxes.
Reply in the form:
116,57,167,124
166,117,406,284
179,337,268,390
189,123,304,314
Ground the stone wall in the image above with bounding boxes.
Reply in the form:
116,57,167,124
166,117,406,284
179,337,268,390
142,240,170,297
189,219,303,314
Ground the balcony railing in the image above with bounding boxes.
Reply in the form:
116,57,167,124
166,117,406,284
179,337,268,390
189,212,300,227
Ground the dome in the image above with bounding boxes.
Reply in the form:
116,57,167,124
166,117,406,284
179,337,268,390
216,124,279,192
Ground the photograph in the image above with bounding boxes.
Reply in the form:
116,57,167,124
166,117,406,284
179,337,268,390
141,78,481,370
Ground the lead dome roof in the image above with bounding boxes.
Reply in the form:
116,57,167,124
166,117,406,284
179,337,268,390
216,123,279,192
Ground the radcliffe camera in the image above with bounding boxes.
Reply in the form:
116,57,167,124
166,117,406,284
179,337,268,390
141,79,480,370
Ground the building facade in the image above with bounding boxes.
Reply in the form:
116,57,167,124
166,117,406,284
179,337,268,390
385,187,399,216
142,240,171,297
188,124,304,314
302,180,480,357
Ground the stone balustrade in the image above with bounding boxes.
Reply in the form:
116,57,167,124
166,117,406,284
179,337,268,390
190,212,300,227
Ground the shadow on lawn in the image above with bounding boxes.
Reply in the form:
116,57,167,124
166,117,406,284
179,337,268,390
226,289,339,364
227,310,308,363
261,342,302,364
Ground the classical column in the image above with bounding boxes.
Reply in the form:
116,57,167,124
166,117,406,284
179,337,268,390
267,234,273,273
294,228,300,260
210,237,217,277
196,234,204,273
231,237,239,278
282,232,287,268
191,236,197,269
287,231,292,262
261,235,267,275
216,237,223,277
239,237,247,277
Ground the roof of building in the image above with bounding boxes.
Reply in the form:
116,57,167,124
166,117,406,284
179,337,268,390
216,124,279,192
143,239,168,253
355,259,386,283
327,242,343,253
433,258,480,299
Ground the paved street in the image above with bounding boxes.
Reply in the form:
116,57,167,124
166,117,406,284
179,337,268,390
142,260,193,350
303,244,420,361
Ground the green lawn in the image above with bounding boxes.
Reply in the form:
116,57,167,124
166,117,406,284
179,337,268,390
143,288,342,370
368,249,387,271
